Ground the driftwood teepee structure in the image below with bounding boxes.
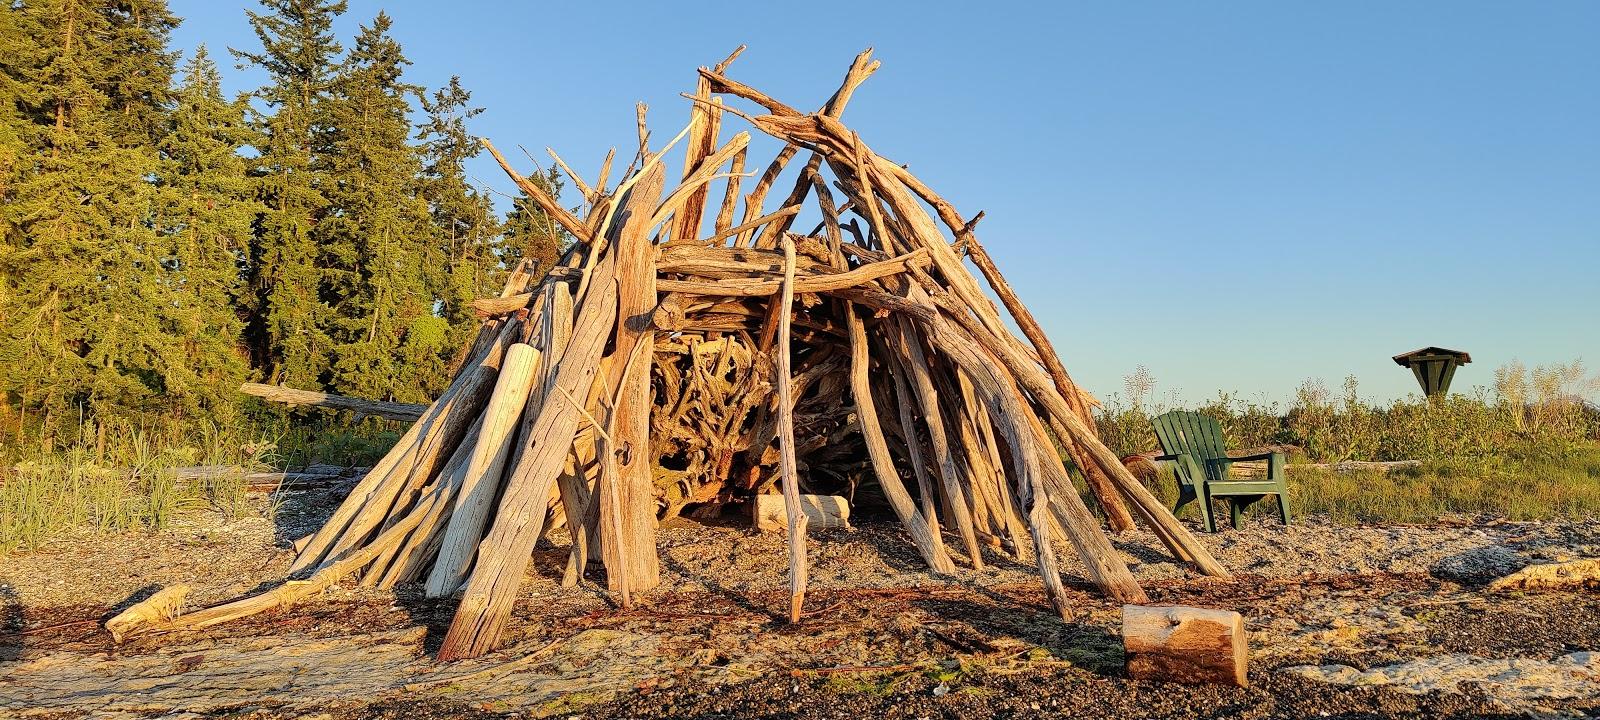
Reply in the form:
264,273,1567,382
120,48,1229,660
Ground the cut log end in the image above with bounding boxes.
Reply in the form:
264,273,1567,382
1123,604,1248,688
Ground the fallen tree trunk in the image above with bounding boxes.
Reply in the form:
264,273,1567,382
239,382,427,422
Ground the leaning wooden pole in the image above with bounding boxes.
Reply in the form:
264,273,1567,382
880,169,1137,533
775,236,809,623
599,162,666,595
425,343,541,597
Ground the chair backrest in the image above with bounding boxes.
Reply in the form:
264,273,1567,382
1151,410,1229,464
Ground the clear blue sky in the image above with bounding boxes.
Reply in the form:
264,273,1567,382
169,0,1600,406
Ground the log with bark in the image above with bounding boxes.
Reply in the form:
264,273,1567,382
114,49,1229,660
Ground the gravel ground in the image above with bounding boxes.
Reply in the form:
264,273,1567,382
1,490,1597,719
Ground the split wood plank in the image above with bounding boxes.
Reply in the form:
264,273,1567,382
435,260,622,661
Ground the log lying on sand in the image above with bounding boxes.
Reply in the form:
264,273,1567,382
753,494,850,531
1123,605,1249,687
239,382,427,422
116,49,1230,659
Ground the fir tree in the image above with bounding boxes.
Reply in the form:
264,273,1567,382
316,13,442,401
0,7,41,209
232,0,346,388
152,45,258,417
0,0,185,439
417,77,502,336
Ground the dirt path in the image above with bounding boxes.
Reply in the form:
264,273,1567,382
2,493,1597,718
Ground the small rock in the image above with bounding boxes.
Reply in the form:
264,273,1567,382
1432,546,1525,581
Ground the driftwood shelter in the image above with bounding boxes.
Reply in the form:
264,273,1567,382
117,49,1230,660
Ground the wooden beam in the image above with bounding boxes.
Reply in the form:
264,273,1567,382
598,162,666,595
435,259,621,661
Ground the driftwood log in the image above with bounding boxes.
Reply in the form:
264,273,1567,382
1123,605,1249,687
239,382,427,422
753,494,850,531
117,48,1230,660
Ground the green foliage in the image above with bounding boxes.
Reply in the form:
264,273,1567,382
318,12,446,401
0,0,243,443
233,0,344,388
418,77,506,334
154,45,257,418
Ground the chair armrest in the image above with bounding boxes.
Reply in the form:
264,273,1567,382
1153,453,1181,462
1211,452,1282,464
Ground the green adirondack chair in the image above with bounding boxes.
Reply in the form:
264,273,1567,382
1150,410,1291,532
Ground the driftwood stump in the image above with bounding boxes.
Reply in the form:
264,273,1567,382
1123,605,1248,687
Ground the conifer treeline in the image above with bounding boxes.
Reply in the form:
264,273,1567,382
0,0,565,442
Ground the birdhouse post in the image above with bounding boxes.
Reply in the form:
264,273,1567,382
1392,347,1472,399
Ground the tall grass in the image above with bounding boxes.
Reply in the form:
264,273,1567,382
1127,448,1600,526
1289,448,1600,524
0,413,403,555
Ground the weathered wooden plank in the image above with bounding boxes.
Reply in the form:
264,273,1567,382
436,260,621,661
426,343,541,597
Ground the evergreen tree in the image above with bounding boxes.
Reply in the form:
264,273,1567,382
153,45,258,417
318,12,442,402
232,0,345,388
502,169,568,282
0,0,188,440
417,77,502,337
0,7,41,210
0,5,45,436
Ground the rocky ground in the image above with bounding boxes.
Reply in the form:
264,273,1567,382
1,485,1597,719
